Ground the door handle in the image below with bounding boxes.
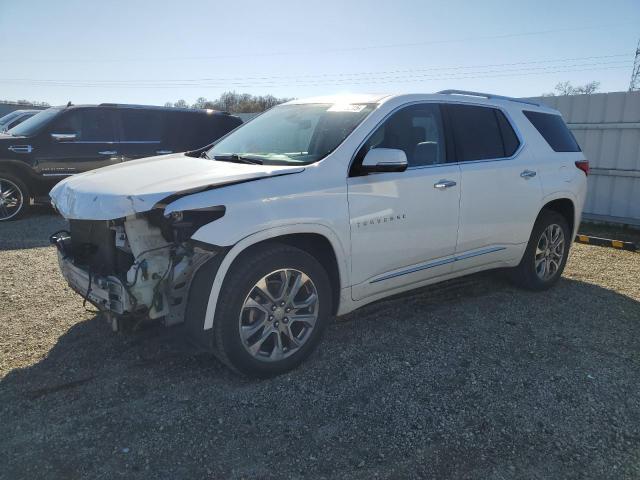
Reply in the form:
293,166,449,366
156,150,173,155
520,169,537,178
434,179,457,189
98,150,118,155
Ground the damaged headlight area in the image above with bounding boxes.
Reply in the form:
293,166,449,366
50,206,225,331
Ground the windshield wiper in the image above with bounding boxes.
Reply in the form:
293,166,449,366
200,151,210,159
213,154,263,165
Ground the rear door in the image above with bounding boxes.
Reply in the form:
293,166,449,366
117,109,167,161
446,103,543,272
34,107,121,177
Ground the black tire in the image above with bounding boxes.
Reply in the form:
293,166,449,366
510,209,571,291
0,172,29,221
212,243,332,377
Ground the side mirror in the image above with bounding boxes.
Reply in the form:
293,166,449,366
361,148,408,173
51,133,77,142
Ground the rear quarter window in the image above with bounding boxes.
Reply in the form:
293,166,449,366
523,111,580,152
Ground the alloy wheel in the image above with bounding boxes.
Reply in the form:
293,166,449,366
239,269,319,362
0,178,24,221
535,223,565,281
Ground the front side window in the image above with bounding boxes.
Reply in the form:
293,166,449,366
50,109,116,142
208,103,377,165
447,104,519,161
356,103,446,169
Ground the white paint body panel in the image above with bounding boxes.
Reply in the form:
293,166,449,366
50,92,588,332
347,164,461,300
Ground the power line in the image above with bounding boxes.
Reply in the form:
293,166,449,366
0,22,635,64
0,64,630,89
2,53,631,84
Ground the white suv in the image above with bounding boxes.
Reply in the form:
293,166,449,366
50,90,588,376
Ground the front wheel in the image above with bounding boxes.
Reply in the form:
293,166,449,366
510,210,571,291
0,173,29,221
212,243,332,377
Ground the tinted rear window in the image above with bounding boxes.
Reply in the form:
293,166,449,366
166,112,241,151
447,104,518,161
120,110,163,141
523,111,580,152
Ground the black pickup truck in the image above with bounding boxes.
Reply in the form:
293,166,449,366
0,103,242,221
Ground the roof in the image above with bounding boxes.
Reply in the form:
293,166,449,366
284,93,392,105
283,90,559,114
49,103,238,117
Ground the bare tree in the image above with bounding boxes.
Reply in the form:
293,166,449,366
542,81,601,96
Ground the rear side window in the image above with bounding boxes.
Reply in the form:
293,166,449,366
523,111,580,152
120,110,162,142
166,112,241,151
446,104,519,161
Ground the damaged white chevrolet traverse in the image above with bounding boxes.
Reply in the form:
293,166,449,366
50,91,588,377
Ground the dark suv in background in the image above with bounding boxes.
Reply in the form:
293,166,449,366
0,104,242,221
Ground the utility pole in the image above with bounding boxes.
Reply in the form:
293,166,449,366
630,38,640,92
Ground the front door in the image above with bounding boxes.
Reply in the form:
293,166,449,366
347,103,461,301
34,108,121,181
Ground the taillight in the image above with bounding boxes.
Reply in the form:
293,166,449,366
575,160,589,176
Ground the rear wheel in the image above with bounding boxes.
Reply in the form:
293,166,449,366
510,209,570,290
0,173,29,221
212,243,332,377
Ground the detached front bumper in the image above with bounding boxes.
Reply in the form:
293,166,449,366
51,231,137,315
57,252,137,314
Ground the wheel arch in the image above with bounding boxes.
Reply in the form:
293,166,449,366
201,224,349,330
539,196,576,236
0,160,36,196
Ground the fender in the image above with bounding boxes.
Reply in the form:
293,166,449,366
0,158,37,176
539,189,583,237
200,222,350,330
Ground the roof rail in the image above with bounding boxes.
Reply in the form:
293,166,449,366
437,89,541,107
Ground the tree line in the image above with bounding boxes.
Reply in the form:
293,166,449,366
0,99,50,107
164,91,293,113
0,81,603,115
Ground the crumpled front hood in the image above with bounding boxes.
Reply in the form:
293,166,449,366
50,153,304,220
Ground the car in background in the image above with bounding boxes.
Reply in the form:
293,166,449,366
0,109,40,133
0,103,242,220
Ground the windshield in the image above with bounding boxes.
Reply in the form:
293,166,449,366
0,111,22,127
8,107,62,137
208,103,377,165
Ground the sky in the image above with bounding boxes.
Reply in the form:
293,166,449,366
0,0,639,106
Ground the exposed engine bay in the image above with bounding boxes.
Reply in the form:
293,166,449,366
50,208,224,331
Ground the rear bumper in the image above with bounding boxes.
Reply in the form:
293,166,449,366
56,251,137,314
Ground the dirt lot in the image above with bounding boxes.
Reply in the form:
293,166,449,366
1,211,639,480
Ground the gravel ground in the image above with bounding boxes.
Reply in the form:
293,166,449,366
1,211,639,480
